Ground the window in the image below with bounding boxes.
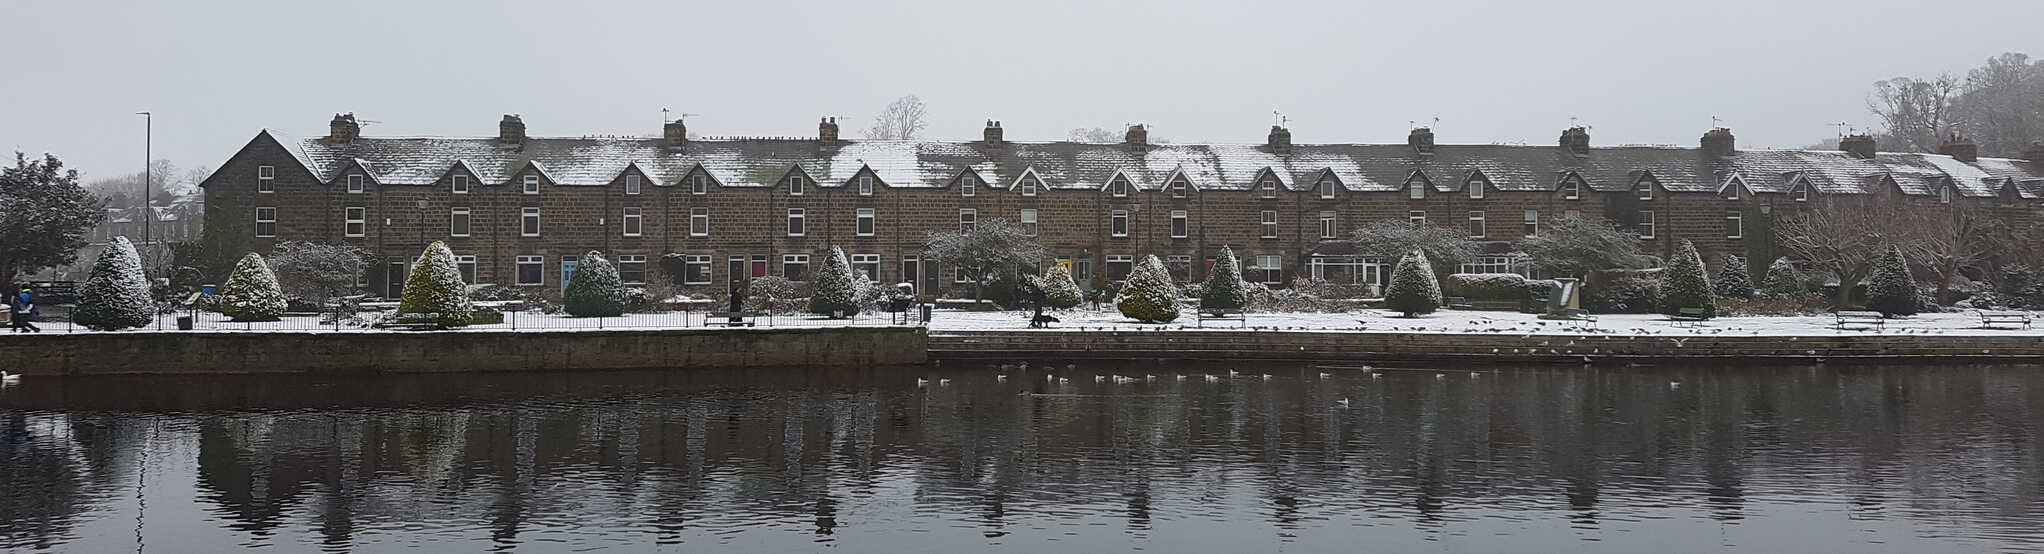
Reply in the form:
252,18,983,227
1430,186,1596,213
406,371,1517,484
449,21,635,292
690,207,709,236
1458,256,1517,275
789,174,805,195
624,174,642,195
1254,255,1282,284
444,208,469,237
786,208,805,236
1564,178,1581,200
452,174,469,194
357,269,370,288
1111,210,1129,237
1409,182,1425,200
1106,255,1135,281
254,207,276,237
691,173,708,195
1939,185,1952,204
782,254,809,280
958,209,977,232
851,254,881,281
1319,179,1335,199
955,267,975,283
1467,211,1486,239
1637,210,1656,239
1166,255,1193,281
347,174,365,194
1260,210,1277,238
1319,211,1337,239
1170,210,1188,238
1260,178,1276,199
683,255,712,285
961,174,977,196
257,165,275,192
1111,177,1127,197
1020,209,1037,236
1523,210,1538,237
344,207,366,237
622,207,642,236
523,175,540,195
617,255,647,285
516,256,543,286
1469,179,1485,199
859,176,874,196
1724,181,1739,200
856,208,875,236
1021,177,1037,196
521,207,540,237
1637,181,1654,200
1408,210,1426,225
455,255,477,284
1170,179,1186,198
1792,182,1809,202
1726,210,1744,239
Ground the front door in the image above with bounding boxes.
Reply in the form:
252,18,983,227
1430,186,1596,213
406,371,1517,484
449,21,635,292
560,255,579,293
728,256,745,286
386,259,407,299
901,257,920,297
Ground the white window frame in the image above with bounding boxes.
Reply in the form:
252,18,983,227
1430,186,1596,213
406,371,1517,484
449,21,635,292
1638,210,1656,239
1469,179,1485,199
958,208,977,232
788,174,805,196
1170,210,1188,239
344,207,366,237
782,254,809,280
455,255,477,284
1319,179,1335,199
1260,210,1278,238
450,208,471,237
625,174,642,195
257,165,275,193
347,174,365,194
1111,177,1127,197
1458,256,1518,275
683,254,713,285
690,207,709,237
1638,181,1654,201
961,174,977,196
622,207,643,237
1523,210,1538,237
1408,182,1425,200
1939,185,1952,204
859,175,874,196
521,207,540,237
452,174,469,194
1106,254,1136,281
617,255,648,285
691,173,708,195
1467,210,1486,239
515,255,544,286
1261,178,1276,199
1564,178,1581,200
1021,178,1037,196
1408,210,1426,225
1111,210,1129,237
523,175,540,195
856,207,875,237
254,207,276,238
1019,209,1038,236
1171,179,1187,198
786,207,806,237
1319,211,1337,239
1724,181,1739,200
850,254,881,282
1793,182,1809,202
1255,255,1283,284
1726,210,1744,239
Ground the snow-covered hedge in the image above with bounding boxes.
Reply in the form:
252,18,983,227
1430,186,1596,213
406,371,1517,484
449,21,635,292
1585,276,1662,314
396,241,474,326
563,251,628,317
1759,257,1805,298
1715,254,1755,300
1116,255,1180,323
220,252,287,322
1660,239,1716,318
73,236,154,331
1443,273,1528,300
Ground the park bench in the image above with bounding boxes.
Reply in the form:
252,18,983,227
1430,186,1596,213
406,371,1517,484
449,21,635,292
1978,310,2033,329
1834,311,1885,331
1444,296,1473,310
708,311,760,327
373,312,449,330
1197,308,1246,328
1467,299,1525,312
1670,307,1710,327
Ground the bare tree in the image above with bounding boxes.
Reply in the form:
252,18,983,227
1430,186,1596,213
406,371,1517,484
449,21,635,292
1067,127,1121,143
1773,196,1909,307
1955,53,2044,156
865,95,928,140
1867,74,1963,153
1897,205,1999,305
924,218,1043,302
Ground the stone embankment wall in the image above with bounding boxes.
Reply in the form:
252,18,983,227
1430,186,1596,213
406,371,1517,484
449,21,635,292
930,330,2044,364
0,327,927,376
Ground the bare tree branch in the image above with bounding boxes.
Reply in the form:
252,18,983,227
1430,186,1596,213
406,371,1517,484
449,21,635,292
865,95,928,140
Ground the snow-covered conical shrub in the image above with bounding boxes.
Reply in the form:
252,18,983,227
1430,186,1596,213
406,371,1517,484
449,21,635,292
563,251,627,317
1383,249,1442,317
809,246,861,318
396,241,473,326
1661,239,1716,318
1200,246,1249,314
220,252,287,322
1116,255,1180,323
1715,254,1754,300
73,236,155,331
1760,256,1803,298
1042,263,1083,309
1864,245,1919,316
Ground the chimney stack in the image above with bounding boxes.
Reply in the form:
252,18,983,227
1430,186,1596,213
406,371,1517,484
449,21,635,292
663,118,687,148
1701,128,1735,157
1125,124,1148,152
498,114,526,145
819,117,840,146
1408,127,1436,156
983,120,1003,145
328,113,360,143
1558,126,1590,157
1840,134,1877,159
1939,133,1979,163
1267,125,1293,155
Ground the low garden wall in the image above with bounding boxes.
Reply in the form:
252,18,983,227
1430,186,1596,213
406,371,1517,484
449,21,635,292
0,327,927,376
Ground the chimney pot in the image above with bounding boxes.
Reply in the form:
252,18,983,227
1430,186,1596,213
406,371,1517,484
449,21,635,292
1840,134,1877,159
1125,124,1148,152
1701,128,1736,157
983,119,1004,145
1408,127,1436,156
1267,125,1293,155
1558,126,1590,156
498,114,526,144
1939,134,1979,163
663,119,687,148
328,113,361,143
819,117,840,146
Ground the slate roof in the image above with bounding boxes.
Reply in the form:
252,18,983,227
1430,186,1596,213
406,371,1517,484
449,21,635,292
254,130,2044,198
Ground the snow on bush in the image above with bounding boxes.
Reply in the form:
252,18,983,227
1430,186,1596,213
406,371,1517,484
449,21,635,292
1443,273,1527,300
1383,250,1442,317
808,246,862,318
73,236,154,331
563,251,627,317
1715,254,1755,300
1864,245,1920,316
220,252,287,322
1660,239,1716,317
745,276,806,314
1586,276,1662,314
1760,257,1804,298
396,241,473,326
1041,263,1083,309
1116,255,1180,323
1200,246,1249,314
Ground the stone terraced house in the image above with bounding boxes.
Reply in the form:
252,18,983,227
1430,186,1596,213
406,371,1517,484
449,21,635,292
201,113,2044,300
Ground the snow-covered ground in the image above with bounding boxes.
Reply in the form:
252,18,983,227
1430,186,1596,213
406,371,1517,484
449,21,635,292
18,306,2042,336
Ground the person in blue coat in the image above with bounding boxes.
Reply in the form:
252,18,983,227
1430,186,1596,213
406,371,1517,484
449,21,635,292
9,287,40,333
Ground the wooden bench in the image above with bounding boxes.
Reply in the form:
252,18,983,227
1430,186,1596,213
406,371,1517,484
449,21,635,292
1445,296,1473,310
1978,310,2033,329
1197,308,1246,328
1560,308,1599,327
708,311,759,327
1835,310,1885,331
1669,307,1710,326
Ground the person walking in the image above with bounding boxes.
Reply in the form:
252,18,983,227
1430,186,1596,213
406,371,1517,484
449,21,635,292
9,287,41,333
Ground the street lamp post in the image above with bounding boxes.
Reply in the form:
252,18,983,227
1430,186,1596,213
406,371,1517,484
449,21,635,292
136,111,153,330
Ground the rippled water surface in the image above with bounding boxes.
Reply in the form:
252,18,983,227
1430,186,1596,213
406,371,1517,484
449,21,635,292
3,362,2043,553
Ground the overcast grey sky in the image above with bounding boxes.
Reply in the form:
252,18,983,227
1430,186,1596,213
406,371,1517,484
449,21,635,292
4,0,2038,182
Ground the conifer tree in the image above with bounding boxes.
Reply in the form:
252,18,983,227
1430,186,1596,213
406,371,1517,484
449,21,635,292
1200,246,1249,315
73,236,154,331
220,252,286,321
563,251,627,317
1715,254,1755,300
396,241,473,326
1760,256,1804,298
1661,239,1717,317
1116,255,1180,323
1383,250,1442,317
1864,245,1920,316
1041,263,1083,310
809,246,861,318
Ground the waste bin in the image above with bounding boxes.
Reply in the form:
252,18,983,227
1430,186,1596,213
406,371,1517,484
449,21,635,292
200,284,217,295
918,303,932,324
176,315,194,330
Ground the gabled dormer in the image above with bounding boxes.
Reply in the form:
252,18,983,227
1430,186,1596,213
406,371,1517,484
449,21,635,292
441,161,482,194
1464,170,1494,200
848,165,885,196
1400,169,1433,200
333,158,379,194
617,162,659,195
1100,168,1135,198
679,163,722,195
1009,166,1047,196
776,165,817,196
1997,177,2024,203
1311,169,1343,200
1159,168,1197,198
953,168,988,196
1557,171,1587,200
1717,173,1752,201
1784,173,1814,202
1935,177,1954,204
1631,171,1658,201
1252,168,1288,199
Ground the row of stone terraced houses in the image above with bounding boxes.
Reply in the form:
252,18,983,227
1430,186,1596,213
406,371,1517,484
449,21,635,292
200,113,2044,300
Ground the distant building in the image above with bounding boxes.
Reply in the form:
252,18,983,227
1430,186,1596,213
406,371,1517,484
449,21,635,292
40,196,204,282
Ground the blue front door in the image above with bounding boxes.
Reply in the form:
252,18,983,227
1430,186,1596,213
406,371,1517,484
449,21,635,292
560,255,579,293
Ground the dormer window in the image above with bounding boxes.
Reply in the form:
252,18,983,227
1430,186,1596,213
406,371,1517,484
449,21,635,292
789,174,805,196
1637,181,1654,201
1021,177,1037,196
1111,177,1128,197
691,173,708,195
523,175,540,195
347,174,365,194
1792,182,1809,202
625,174,642,195
1170,179,1187,198
1409,182,1424,200
1564,178,1581,200
1260,178,1276,199
961,174,977,196
1468,179,1485,199
1319,179,1335,199
452,174,469,194
1939,184,1951,204
1724,180,1739,200
859,176,874,196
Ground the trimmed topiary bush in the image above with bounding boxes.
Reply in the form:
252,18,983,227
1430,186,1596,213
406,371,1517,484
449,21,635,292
1200,246,1249,315
563,251,627,317
1383,250,1442,317
396,241,473,327
1760,257,1804,298
1864,245,1919,316
1443,273,1529,301
1042,263,1083,309
1715,254,1754,300
1661,239,1716,318
220,252,287,322
1116,255,1180,323
809,246,861,318
74,236,154,331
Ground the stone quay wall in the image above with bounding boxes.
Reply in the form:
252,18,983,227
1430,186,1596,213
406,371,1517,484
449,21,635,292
929,330,2044,364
